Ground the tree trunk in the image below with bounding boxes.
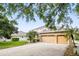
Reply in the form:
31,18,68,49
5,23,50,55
69,38,74,47
72,38,76,47
69,34,75,47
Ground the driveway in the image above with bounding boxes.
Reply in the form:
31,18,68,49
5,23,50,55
0,42,68,56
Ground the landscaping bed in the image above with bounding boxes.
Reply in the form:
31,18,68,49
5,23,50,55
0,41,28,49
64,45,76,56
64,45,79,56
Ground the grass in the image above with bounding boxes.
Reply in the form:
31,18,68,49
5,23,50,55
0,41,28,49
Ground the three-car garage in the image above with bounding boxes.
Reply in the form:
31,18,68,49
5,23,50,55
39,31,69,44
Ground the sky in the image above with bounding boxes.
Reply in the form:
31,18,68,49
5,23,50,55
9,12,79,33
16,16,45,32
70,13,79,28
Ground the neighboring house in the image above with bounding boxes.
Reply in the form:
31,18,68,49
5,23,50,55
0,31,27,41
11,31,27,41
33,26,69,44
0,37,6,41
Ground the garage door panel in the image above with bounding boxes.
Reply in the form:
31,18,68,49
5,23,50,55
42,36,57,43
41,34,68,44
58,36,68,44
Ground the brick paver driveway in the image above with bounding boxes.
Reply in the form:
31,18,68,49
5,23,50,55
0,42,68,56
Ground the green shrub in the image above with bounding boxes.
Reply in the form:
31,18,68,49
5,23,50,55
12,38,19,41
33,39,36,43
75,35,79,41
33,39,40,43
37,39,40,42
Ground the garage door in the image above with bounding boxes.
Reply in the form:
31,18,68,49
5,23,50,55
58,35,68,44
41,35,57,43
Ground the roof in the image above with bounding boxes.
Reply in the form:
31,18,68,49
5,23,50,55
11,31,26,37
32,25,66,33
32,26,45,30
32,26,52,33
39,30,67,34
17,31,26,34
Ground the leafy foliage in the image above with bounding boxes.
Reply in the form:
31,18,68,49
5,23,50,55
0,3,77,29
75,34,79,41
12,38,19,41
1,3,79,43
0,14,18,39
26,30,38,43
65,27,79,47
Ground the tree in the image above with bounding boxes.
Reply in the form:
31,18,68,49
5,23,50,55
0,3,79,45
0,3,78,28
0,14,18,39
0,4,74,29
65,27,79,47
26,31,38,43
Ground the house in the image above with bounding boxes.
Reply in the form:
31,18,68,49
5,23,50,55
33,26,69,44
11,31,27,41
11,26,69,44
0,37,6,41
32,26,52,33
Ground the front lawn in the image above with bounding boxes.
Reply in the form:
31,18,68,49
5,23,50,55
0,41,28,49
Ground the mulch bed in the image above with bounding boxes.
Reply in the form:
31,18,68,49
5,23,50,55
64,45,76,56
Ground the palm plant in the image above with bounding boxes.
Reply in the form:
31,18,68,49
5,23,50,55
26,31,38,43
65,27,79,47
64,28,79,55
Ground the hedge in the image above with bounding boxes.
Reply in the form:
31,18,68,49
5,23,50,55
12,38,19,41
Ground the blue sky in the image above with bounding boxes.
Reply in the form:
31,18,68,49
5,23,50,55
16,16,45,32
9,15,45,32
70,13,79,28
8,12,79,32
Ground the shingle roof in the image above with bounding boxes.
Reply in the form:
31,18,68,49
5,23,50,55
33,26,66,33
11,31,26,37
